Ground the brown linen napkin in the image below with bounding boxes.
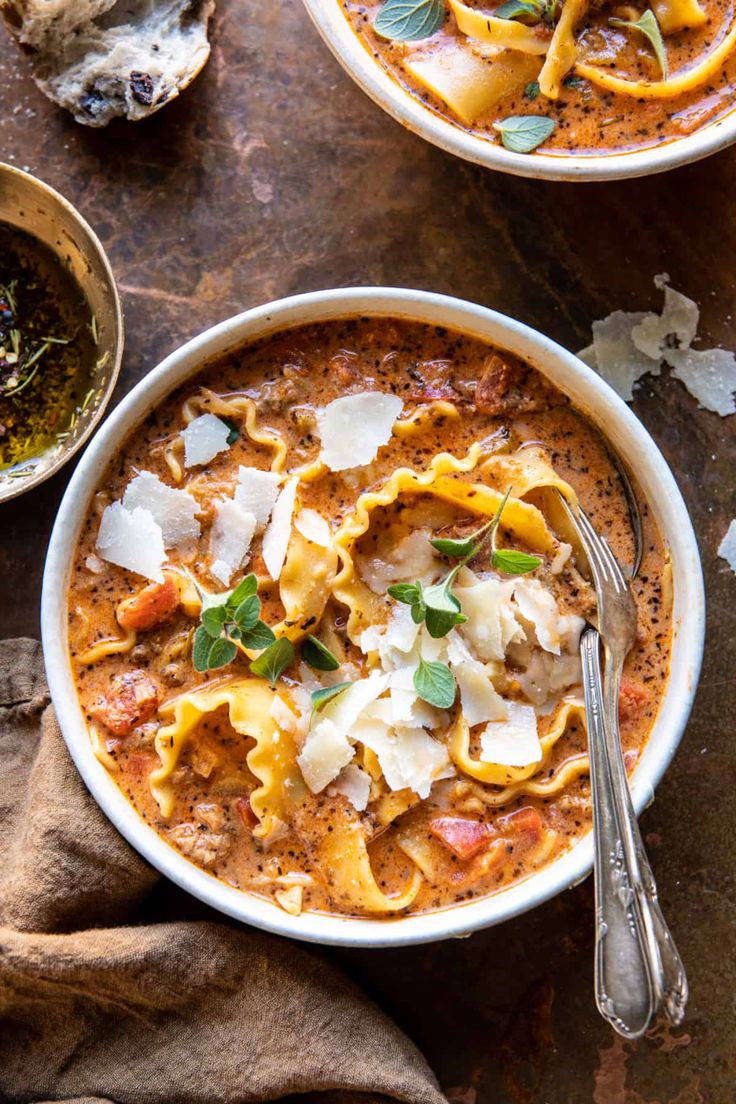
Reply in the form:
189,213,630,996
0,639,446,1104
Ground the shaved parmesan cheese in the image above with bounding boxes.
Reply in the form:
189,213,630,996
262,476,298,581
582,310,658,401
181,414,231,467
296,718,354,793
319,671,390,739
517,650,582,708
96,502,166,582
234,467,282,529
582,277,736,416
123,471,200,548
513,578,584,656
330,763,372,811
446,631,507,725
270,694,305,740
358,529,438,594
388,666,444,728
549,542,573,575
665,347,736,416
455,572,523,661
294,508,332,547
718,519,736,574
480,702,541,768
632,284,699,360
354,717,449,799
209,499,256,586
360,604,421,667
85,554,105,574
317,391,403,471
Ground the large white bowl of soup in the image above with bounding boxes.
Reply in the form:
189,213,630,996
42,288,704,947
301,0,736,180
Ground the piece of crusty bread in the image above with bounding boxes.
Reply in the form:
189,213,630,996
2,0,215,126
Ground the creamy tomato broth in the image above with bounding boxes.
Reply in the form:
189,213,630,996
342,0,736,154
68,318,671,919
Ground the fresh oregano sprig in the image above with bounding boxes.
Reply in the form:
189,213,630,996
388,487,542,641
374,0,445,41
190,572,277,673
609,9,668,78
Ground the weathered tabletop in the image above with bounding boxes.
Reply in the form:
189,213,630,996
1,2,734,1100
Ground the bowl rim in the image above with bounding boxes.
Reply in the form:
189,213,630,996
0,162,124,503
301,0,736,182
41,286,705,947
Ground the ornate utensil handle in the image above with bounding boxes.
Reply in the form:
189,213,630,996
601,640,688,1027
581,628,657,1038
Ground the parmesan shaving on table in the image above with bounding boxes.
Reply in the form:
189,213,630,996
718,520,736,575
579,275,736,415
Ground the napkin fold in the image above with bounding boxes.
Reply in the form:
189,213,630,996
0,639,445,1104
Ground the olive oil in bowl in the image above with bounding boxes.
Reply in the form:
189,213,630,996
0,223,99,482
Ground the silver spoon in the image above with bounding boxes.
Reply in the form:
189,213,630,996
558,491,687,1038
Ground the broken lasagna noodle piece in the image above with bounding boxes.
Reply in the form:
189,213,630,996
67,317,672,919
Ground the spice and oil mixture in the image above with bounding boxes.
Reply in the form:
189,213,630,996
342,0,736,155
68,318,672,920
0,223,96,479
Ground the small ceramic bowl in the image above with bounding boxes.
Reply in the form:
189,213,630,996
0,163,123,502
42,287,705,947
301,0,736,182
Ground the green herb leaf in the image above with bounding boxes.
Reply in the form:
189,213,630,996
495,0,542,21
410,598,428,624
610,9,668,77
228,573,258,610
193,625,215,672
201,605,227,638
492,549,542,575
425,606,466,639
413,658,456,708
311,682,354,713
493,115,555,154
249,637,295,686
302,635,341,672
221,417,240,446
524,80,541,100
423,579,462,614
430,535,478,558
374,0,445,41
207,637,238,669
387,582,422,604
240,621,277,650
233,594,261,631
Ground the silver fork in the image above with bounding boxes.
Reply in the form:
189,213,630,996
558,494,688,1038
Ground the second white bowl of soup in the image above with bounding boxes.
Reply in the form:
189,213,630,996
302,0,736,180
42,288,704,946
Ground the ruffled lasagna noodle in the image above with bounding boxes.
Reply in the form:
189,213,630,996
67,317,671,920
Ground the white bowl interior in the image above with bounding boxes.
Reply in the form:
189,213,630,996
42,288,705,947
301,0,736,182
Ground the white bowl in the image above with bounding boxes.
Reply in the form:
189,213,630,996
42,288,705,947
302,0,736,181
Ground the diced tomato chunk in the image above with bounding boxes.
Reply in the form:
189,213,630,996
429,816,493,860
126,753,157,778
89,670,159,736
116,575,180,632
498,806,543,843
235,796,258,832
619,679,649,724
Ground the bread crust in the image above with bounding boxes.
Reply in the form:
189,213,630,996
2,0,215,126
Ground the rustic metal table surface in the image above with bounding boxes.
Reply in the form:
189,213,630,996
1,3,733,1101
